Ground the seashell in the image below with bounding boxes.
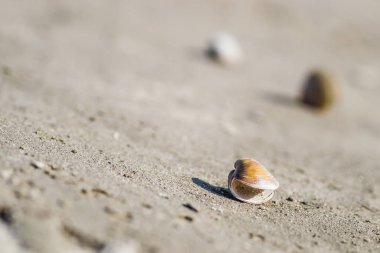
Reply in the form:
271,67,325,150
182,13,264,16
206,32,243,65
228,159,279,204
300,70,337,110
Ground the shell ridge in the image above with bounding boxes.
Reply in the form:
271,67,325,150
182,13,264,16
229,159,279,204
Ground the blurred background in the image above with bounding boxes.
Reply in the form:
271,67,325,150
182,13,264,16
0,1,379,253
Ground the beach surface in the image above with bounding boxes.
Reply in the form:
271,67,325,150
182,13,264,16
0,1,379,252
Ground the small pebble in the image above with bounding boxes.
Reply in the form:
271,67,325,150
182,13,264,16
158,192,169,199
142,203,152,209
179,215,193,223
286,197,294,202
206,32,243,66
248,233,265,241
300,70,337,111
182,203,198,213
91,188,109,197
49,164,63,171
31,161,46,169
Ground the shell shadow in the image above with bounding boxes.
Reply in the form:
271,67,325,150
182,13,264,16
191,178,235,200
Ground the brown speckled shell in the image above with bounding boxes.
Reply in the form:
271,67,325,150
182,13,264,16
232,159,279,190
228,159,279,204
301,70,337,110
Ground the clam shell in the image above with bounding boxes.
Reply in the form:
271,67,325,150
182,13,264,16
301,70,337,110
206,33,243,65
228,159,279,204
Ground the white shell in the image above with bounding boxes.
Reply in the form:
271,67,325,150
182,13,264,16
228,159,279,204
206,33,243,65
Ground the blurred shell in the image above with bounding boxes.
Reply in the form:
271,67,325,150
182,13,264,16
228,159,279,204
301,70,337,110
206,33,243,65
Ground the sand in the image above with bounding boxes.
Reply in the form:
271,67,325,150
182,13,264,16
0,0,379,252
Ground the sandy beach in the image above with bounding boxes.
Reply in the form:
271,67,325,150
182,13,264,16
0,1,379,252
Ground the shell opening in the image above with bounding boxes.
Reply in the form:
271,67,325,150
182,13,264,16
230,178,274,204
